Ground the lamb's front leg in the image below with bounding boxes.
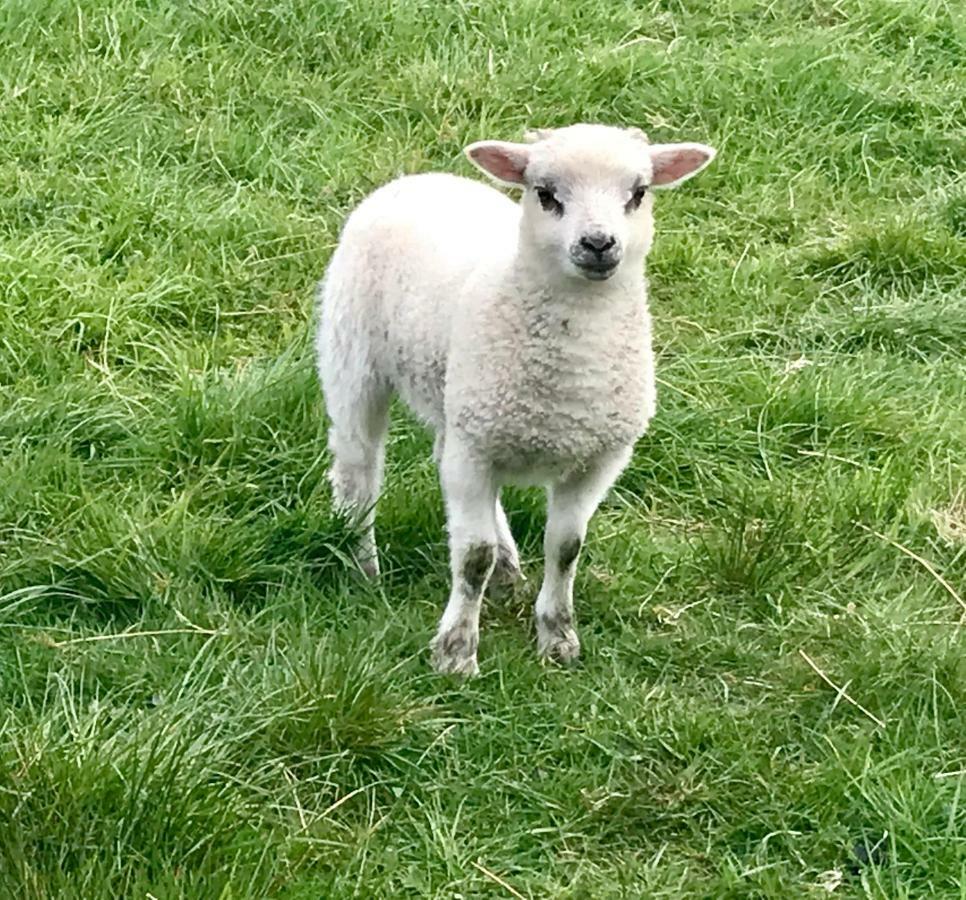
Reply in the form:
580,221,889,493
431,447,498,676
536,449,632,663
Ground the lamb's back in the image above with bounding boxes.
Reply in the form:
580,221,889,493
323,173,519,426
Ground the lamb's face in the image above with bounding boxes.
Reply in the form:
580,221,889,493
521,128,656,281
466,124,716,284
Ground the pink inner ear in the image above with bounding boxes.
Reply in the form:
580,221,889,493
468,144,528,184
650,146,713,186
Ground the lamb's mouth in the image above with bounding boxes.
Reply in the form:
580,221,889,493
575,260,619,281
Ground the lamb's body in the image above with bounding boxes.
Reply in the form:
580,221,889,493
319,173,655,485
319,174,516,434
316,124,714,675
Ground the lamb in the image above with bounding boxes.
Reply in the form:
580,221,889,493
316,123,715,675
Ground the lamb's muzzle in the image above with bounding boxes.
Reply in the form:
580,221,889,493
572,229,622,279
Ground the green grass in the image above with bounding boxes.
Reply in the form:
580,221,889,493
1,0,964,896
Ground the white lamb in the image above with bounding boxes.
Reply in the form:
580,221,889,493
316,123,715,675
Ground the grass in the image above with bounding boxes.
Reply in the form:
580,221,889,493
1,0,964,895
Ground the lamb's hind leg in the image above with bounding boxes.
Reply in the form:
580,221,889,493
488,495,525,598
536,448,633,662
325,377,391,578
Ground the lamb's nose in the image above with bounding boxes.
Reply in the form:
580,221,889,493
579,232,616,254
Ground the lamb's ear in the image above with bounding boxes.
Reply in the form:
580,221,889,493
464,141,530,187
648,142,716,188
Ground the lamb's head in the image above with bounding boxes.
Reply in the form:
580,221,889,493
465,124,715,283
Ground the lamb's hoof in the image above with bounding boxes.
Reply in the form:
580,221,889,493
486,556,526,599
430,627,479,677
351,546,379,579
357,557,379,580
537,615,581,664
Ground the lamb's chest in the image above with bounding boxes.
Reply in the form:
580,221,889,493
455,316,655,472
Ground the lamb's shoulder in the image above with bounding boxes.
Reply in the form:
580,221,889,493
446,279,655,477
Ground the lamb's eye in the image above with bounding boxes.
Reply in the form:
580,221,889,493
536,186,563,215
626,184,647,213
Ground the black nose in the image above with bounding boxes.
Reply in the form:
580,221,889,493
579,232,616,254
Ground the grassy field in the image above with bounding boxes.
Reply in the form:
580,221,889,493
1,0,964,896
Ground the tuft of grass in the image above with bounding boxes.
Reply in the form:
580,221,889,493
1,0,964,895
